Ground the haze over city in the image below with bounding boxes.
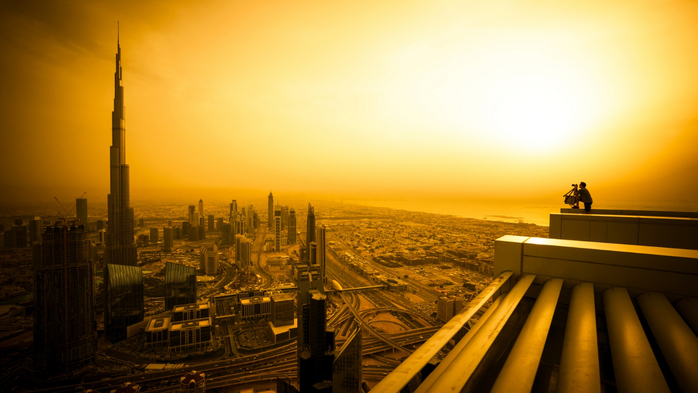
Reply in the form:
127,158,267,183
1,0,697,215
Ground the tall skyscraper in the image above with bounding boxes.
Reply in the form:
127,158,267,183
288,208,296,244
188,205,196,224
208,214,214,232
33,222,96,374
299,289,334,392
247,205,255,235
163,226,173,252
268,192,274,228
76,198,88,227
306,203,316,250
198,199,204,219
105,35,137,267
316,224,326,280
230,199,237,219
274,206,282,252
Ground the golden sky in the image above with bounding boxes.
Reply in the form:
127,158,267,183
1,0,697,209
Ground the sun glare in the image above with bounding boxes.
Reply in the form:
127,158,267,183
487,80,579,150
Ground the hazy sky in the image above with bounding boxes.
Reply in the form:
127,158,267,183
1,0,697,209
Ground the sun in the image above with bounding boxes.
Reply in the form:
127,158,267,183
487,79,581,150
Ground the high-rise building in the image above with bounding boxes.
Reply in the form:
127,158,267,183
150,228,158,244
240,238,251,269
33,223,96,374
275,206,282,252
188,225,199,241
316,224,326,280
246,205,255,235
230,199,237,220
306,203,316,251
299,289,334,392
207,215,214,232
163,227,173,252
29,217,42,244
235,234,245,263
268,192,274,228
188,205,196,224
105,37,137,267
221,223,232,243
198,199,204,220
200,244,219,276
76,198,88,227
215,217,223,231
288,208,296,244
309,242,317,266
105,263,144,342
333,328,363,393
281,206,289,230
165,262,197,310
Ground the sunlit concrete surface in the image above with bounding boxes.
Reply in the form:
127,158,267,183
550,212,698,249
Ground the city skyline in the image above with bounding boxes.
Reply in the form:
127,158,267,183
0,1,697,213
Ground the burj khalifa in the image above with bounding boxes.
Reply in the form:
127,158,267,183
104,32,137,266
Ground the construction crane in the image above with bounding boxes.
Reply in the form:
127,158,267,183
53,192,86,224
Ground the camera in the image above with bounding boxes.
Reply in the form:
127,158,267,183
571,184,577,187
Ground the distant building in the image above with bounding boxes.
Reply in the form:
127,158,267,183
33,222,96,375
97,220,105,231
188,225,199,241
288,209,296,244
316,225,326,280
333,328,362,393
144,316,170,348
215,217,223,231
271,293,295,327
198,199,204,220
221,223,232,244
105,263,144,342
240,239,252,269
198,225,205,240
163,227,174,252
76,198,88,227
180,370,206,392
437,296,463,323
165,262,197,310
281,206,289,230
306,204,315,254
240,296,271,319
29,217,42,244
268,192,274,228
208,214,214,232
150,227,159,244
173,302,210,321
229,199,237,220
200,244,219,276
169,318,213,353
4,224,27,248
275,206,282,251
188,205,196,224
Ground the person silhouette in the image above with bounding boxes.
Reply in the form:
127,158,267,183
577,182,593,212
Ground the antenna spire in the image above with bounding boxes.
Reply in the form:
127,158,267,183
117,21,120,46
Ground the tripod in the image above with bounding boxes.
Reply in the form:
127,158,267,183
563,185,579,208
